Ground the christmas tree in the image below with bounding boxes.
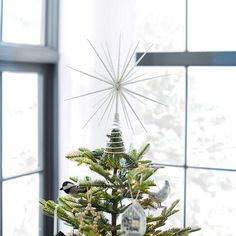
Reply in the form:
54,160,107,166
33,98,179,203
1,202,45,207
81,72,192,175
40,40,200,236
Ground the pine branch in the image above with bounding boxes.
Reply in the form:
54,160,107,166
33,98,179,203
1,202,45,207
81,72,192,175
145,200,200,235
128,145,138,158
155,226,201,236
58,196,78,212
128,165,158,182
89,163,113,182
71,156,95,166
66,147,104,165
40,200,79,227
139,198,159,209
137,144,150,160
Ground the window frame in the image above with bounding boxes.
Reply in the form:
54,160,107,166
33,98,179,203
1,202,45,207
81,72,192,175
136,0,236,228
0,0,59,235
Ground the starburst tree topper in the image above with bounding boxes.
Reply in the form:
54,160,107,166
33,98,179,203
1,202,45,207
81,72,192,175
66,38,168,132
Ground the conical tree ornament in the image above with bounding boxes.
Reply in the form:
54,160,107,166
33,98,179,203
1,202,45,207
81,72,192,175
102,112,126,168
104,113,125,155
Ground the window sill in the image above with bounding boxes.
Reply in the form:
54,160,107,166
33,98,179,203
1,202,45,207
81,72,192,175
0,42,59,64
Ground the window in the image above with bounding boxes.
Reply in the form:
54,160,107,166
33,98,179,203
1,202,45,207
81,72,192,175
135,0,236,235
0,0,59,235
2,0,45,45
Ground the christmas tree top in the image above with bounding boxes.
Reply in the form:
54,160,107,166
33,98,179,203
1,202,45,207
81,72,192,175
40,39,200,236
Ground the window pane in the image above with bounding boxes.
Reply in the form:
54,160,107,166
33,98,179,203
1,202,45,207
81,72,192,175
152,167,184,228
2,0,45,45
135,0,186,52
132,67,185,165
186,169,236,236
188,0,236,51
188,67,236,169
3,174,40,236
2,72,40,177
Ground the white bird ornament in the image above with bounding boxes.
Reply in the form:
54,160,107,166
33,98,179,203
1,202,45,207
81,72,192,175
148,180,170,208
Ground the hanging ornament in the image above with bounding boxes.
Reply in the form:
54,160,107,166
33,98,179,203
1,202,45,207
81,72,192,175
121,200,146,236
75,203,103,231
121,176,146,236
75,190,103,232
148,180,170,208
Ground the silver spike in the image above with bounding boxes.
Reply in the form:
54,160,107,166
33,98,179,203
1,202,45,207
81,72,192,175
92,90,112,108
65,87,112,101
98,93,114,126
101,44,116,82
117,34,121,81
87,39,115,81
121,92,147,132
67,65,113,85
124,88,167,107
121,44,152,82
119,42,140,82
82,93,112,129
120,93,134,132
123,74,172,86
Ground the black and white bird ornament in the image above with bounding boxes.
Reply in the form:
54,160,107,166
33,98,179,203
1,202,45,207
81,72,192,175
60,181,87,198
148,180,170,208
